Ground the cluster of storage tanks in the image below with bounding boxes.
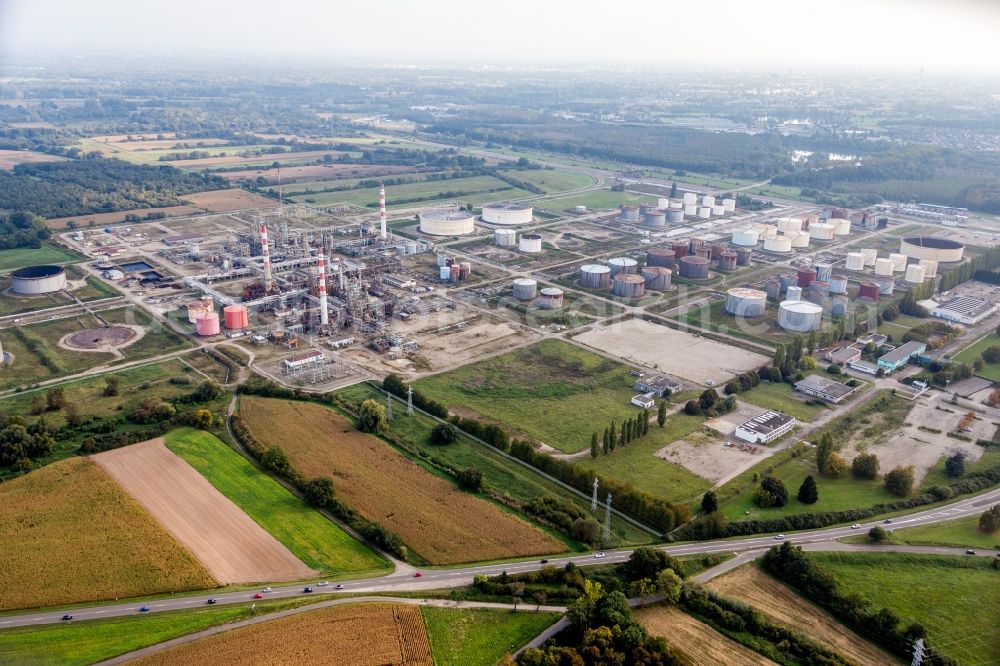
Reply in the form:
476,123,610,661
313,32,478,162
187,294,249,336
492,228,545,253
511,278,565,309
731,213,854,253
842,247,936,287
618,193,735,228
436,253,474,282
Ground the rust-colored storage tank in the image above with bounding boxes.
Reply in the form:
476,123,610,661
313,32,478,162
696,246,711,259
672,242,689,259
642,266,672,290
223,304,249,330
797,268,817,288
718,251,737,272
688,238,705,253
678,255,710,279
612,274,646,298
735,247,752,266
710,244,724,260
858,282,880,301
196,311,221,336
646,247,676,268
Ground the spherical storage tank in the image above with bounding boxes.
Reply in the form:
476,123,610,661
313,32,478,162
810,223,836,240
538,287,564,310
196,311,221,337
858,282,880,301
419,208,476,236
608,257,638,276
646,247,676,268
643,210,666,228
763,236,792,253
899,236,964,263
495,228,518,248
223,304,249,330
642,266,672,290
725,288,767,317
874,258,895,276
845,252,865,271
778,300,823,332
11,265,66,295
512,278,538,300
580,264,611,288
481,202,533,225
519,234,543,253
905,264,927,284
678,255,710,279
732,228,760,247
612,274,646,298
619,205,640,223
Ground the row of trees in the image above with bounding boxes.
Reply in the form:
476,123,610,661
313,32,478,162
589,412,652,458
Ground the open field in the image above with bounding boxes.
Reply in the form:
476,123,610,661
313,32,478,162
415,339,645,454
421,607,561,666
235,163,415,184
164,429,387,576
129,603,432,666
0,149,66,169
501,168,595,193
889,514,1000,549
540,189,646,211
239,397,566,564
181,188,277,211
0,244,79,273
738,379,828,421
809,552,1000,666
708,565,900,665
954,333,1000,382
95,437,315,584
104,138,232,151
291,174,533,208
169,149,345,168
0,457,214,611
635,605,776,666
45,205,204,230
573,318,770,385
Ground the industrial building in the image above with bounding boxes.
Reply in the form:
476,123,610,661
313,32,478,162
930,297,998,325
283,350,325,371
735,411,795,444
877,340,928,373
481,202,533,225
633,375,681,398
631,394,656,409
826,346,863,366
794,375,857,403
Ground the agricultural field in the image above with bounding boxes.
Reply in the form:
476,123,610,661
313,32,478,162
128,603,433,666
886,514,1000,550
541,189,646,212
707,565,899,665
334,383,656,546
0,149,67,169
0,244,79,273
501,168,595,193
180,188,278,212
954,333,1000,381
0,457,215,611
421,607,561,666
415,339,645,454
239,397,567,564
809,552,1000,666
163,429,387,577
292,174,533,208
45,205,203,230
635,605,776,666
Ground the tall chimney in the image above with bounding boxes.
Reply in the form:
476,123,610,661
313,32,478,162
260,223,273,293
317,255,328,327
379,183,387,240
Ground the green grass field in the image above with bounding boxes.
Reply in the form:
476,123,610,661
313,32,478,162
890,514,1000,550
809,552,1000,666
415,339,646,454
421,607,560,666
291,174,533,208
503,168,595,193
738,379,828,421
920,448,1000,491
954,333,1000,381
163,429,388,576
0,245,80,273
541,189,646,212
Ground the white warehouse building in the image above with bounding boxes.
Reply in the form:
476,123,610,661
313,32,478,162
735,411,795,444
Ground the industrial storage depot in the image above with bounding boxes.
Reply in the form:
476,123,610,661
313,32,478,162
10,265,67,294
418,207,476,236
480,202,533,225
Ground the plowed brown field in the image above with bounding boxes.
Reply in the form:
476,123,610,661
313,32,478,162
94,438,314,583
129,603,432,666
635,606,777,666
181,189,278,212
708,566,900,665
239,397,565,564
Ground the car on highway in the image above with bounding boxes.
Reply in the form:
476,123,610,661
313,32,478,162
139,606,150,613
851,524,862,529
262,587,272,593
540,559,549,564
253,593,264,599
304,586,313,593
335,584,344,590
775,534,785,540
883,519,893,524
594,552,606,559
413,572,423,577
207,598,218,605
966,550,976,555
317,581,329,587
61,614,74,621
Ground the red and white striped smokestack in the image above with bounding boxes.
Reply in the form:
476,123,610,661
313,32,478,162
379,183,387,240
317,255,328,327
260,223,273,293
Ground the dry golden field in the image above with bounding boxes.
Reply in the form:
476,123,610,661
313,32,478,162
636,606,776,666
129,603,432,666
0,457,215,611
239,397,565,564
181,189,278,212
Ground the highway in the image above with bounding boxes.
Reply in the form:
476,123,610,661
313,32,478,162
4,484,997,630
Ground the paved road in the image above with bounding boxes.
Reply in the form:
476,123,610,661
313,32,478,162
4,484,997,630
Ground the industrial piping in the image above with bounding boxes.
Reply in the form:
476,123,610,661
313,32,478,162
260,223,273,293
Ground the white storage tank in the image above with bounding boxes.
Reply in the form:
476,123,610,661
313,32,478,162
732,228,760,246
725,288,767,317
643,210,667,227
666,209,685,224
519,234,543,253
574,205,587,214
889,253,908,272
786,285,803,302
830,218,851,236
712,204,726,216
778,300,823,332
775,217,803,233
439,266,452,280
10,265,67,294
698,206,712,219
512,278,538,300
495,228,518,247
538,287,564,309
810,222,835,240
861,248,878,266
481,202,533,225
702,195,716,208
829,274,849,294
608,257,638,276
763,236,792,253
619,205,641,222
684,204,698,217
683,192,697,206
876,276,895,296
874,258,895,276
845,252,865,271
419,207,476,236
657,197,671,209
918,259,938,278
722,198,736,213
789,232,811,248
761,224,779,240
905,264,927,284
581,264,611,288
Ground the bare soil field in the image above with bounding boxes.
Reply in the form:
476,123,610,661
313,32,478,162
0,457,214,611
181,189,278,212
218,163,414,183
655,428,768,484
94,439,315,583
708,565,901,665
239,397,566,564
0,149,66,169
635,606,776,666
47,206,202,230
130,603,432,666
573,318,769,384
170,149,344,168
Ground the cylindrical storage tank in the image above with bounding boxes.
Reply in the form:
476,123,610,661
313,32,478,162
689,238,705,252
778,300,823,332
723,198,736,213
905,264,927,284
419,208,476,236
775,217,803,233
918,259,938,278
830,218,851,236
874,258,895,276
512,278,538,300
580,264,611,288
698,206,712,219
808,281,830,302
666,209,685,224
223,304,249,330
449,265,461,283
789,232,810,248
460,261,472,277
845,252,865,271
710,244,724,260
702,195,716,208
778,274,794,293
619,205,640,222
763,236,792,253
861,248,878,266
889,253,907,272
718,252,737,272
672,242,689,259
762,224,779,240
196,311,221,336
643,210,666,228
668,200,683,209
642,266,673,290
815,263,833,283
732,228,760,246
10,265,67,294
186,302,207,324
436,253,449,267
858,282,880,301
538,287,564,310
876,277,895,296
684,204,698,217
439,265,452,280
736,248,752,266
481,202,533,225
495,228,518,247
574,205,587,214
765,280,780,301
797,268,818,288
696,247,712,259
725,288,767,317
829,274,848,294
683,192,697,206
678,255,710,279
810,222,836,240
831,295,849,316
646,247,676,268
786,285,803,302
608,257,638,276
712,204,726,217
612,274,646,298
405,241,419,255
657,197,671,210
519,234,543,253
802,213,819,229
639,202,658,216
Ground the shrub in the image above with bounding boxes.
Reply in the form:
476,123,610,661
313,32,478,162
357,399,387,433
851,453,880,480
797,475,819,504
755,476,788,508
884,466,915,497
456,466,483,492
429,422,458,445
868,526,889,542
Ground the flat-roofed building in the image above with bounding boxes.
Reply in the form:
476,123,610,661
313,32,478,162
877,340,927,373
633,375,681,398
795,375,857,403
282,350,324,371
735,411,795,444
931,296,998,325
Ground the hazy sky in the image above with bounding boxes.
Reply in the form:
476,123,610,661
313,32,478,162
2,0,999,73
